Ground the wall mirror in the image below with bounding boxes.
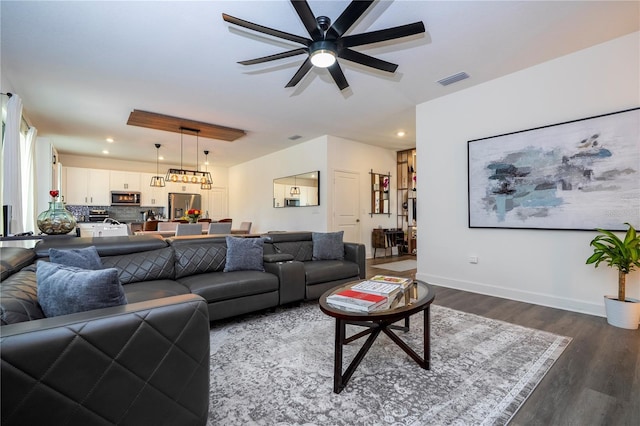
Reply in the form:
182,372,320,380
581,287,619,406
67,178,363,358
273,171,320,208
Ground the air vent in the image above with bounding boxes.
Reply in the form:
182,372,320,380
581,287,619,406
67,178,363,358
437,72,470,86
288,135,302,140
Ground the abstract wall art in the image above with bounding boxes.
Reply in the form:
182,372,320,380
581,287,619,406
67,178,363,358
468,108,639,231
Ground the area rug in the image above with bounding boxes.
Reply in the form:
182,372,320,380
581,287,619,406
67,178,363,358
207,303,571,426
372,259,417,272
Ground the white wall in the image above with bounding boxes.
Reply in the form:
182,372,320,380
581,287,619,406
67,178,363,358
228,136,329,234
416,32,640,317
229,135,398,251
328,136,398,256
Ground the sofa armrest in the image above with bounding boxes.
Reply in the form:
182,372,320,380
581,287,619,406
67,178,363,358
344,242,366,279
263,260,305,304
1,294,210,426
263,253,295,263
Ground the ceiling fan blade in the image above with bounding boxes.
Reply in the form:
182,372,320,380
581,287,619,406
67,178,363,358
341,22,425,48
285,58,313,87
222,13,311,46
328,63,349,90
338,48,398,73
290,0,322,40
325,1,374,40
239,48,308,65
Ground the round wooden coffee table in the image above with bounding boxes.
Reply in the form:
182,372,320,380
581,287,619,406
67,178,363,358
319,279,436,393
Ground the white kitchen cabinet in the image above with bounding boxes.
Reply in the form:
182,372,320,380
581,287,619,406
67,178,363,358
64,167,110,206
273,183,286,207
110,171,141,191
165,181,201,194
139,173,167,208
202,187,228,220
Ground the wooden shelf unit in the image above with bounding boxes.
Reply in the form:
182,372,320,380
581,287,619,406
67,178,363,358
397,148,417,255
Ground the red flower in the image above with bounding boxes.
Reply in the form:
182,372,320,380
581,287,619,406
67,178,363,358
187,209,200,216
49,190,59,198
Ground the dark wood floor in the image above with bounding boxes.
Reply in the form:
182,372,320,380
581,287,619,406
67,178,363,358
367,254,640,426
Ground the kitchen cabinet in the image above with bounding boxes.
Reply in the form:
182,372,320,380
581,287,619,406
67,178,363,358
64,167,110,206
139,173,167,207
110,171,141,191
165,181,201,194
202,187,228,220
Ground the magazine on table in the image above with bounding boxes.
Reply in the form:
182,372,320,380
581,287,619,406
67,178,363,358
326,289,388,312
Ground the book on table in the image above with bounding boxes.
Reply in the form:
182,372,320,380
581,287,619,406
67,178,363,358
350,280,402,296
326,289,388,312
368,275,413,289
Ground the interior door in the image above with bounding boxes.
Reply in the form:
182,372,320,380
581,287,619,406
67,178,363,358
333,170,360,243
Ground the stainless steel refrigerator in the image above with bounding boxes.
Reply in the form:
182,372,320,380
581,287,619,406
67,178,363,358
168,193,201,220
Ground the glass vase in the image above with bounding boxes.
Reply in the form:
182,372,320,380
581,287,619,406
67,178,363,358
37,201,77,235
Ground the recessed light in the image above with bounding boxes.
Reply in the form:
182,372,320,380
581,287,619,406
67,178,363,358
396,131,406,137
102,150,109,154
106,138,114,143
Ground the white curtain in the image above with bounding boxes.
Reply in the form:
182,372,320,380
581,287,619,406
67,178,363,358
1,94,24,235
23,126,38,233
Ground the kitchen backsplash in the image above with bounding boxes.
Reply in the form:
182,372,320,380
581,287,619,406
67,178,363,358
67,205,165,223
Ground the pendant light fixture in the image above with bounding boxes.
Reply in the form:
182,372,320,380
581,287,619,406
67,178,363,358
150,143,165,187
290,175,300,196
165,127,213,185
201,150,213,190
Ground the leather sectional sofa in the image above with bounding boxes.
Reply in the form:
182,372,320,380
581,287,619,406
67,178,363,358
0,232,366,425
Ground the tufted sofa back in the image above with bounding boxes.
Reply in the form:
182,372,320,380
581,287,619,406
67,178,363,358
262,232,314,261
168,237,228,278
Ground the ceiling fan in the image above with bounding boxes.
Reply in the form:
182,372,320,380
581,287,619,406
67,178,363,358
222,0,425,90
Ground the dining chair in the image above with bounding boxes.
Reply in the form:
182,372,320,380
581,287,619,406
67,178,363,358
143,220,159,231
238,221,252,233
208,222,232,235
175,223,203,236
157,222,179,232
218,218,232,223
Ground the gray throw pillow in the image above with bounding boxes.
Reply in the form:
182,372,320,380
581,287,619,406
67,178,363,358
36,261,127,317
224,237,265,272
49,246,103,270
312,231,344,260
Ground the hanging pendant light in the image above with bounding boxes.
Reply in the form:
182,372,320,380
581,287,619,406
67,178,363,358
290,175,300,195
150,143,165,187
165,127,213,185
201,150,213,190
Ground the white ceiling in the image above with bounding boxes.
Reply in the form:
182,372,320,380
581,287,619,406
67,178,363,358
2,1,638,169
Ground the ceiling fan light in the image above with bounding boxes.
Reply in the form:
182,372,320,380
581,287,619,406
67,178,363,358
310,49,336,68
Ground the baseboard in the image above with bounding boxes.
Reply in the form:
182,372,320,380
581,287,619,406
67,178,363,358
416,272,606,318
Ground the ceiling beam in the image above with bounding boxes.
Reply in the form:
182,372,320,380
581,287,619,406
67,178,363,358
127,109,246,141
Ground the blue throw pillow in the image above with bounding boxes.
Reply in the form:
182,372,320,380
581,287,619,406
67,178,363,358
36,261,127,317
224,237,265,272
312,231,344,260
49,246,103,270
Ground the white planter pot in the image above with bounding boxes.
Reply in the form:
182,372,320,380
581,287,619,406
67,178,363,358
604,296,640,330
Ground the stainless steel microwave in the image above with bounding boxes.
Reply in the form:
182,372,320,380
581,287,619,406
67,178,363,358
111,191,141,206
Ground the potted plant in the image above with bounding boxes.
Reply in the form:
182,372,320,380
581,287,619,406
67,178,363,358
586,222,640,329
